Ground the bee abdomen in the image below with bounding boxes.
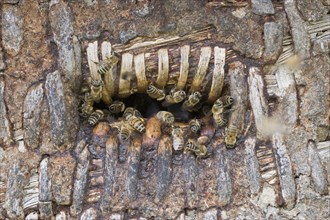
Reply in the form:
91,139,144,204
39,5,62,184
97,64,111,75
225,125,238,146
127,117,145,133
189,119,201,133
120,126,132,142
88,110,104,126
213,114,227,127
146,85,165,101
221,95,234,107
156,111,175,125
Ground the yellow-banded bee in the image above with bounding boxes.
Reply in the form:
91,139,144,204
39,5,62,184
109,101,125,114
225,125,238,147
88,109,104,126
182,91,202,111
189,119,202,133
97,55,119,75
185,139,208,159
126,117,145,133
146,84,166,101
80,92,94,117
90,79,104,102
122,107,142,120
163,89,186,106
220,95,234,108
123,107,145,133
156,111,175,125
119,123,134,142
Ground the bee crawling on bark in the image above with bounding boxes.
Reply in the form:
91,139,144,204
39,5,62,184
146,84,166,101
88,109,104,126
90,79,104,102
109,100,125,114
189,119,202,133
111,121,134,142
80,92,94,117
162,89,186,107
119,122,134,142
123,107,145,133
156,111,175,125
225,125,238,147
96,55,119,75
172,126,184,151
185,139,208,159
212,98,226,126
182,91,202,112
211,96,234,127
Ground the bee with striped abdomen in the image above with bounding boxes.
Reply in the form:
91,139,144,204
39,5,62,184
189,119,202,133
80,92,94,117
163,89,186,106
109,101,125,114
212,98,227,127
220,95,234,108
156,111,175,125
225,125,238,147
122,107,142,120
90,79,104,102
126,117,145,133
97,55,119,75
146,84,166,101
119,122,134,142
123,107,145,133
212,98,225,115
185,139,208,159
182,91,202,112
88,109,104,126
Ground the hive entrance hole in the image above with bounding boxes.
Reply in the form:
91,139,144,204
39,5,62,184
93,93,205,122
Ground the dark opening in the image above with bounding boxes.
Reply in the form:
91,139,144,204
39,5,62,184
92,93,208,122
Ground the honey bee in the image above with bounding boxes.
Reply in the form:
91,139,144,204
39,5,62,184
225,125,238,147
122,107,142,120
163,89,186,106
212,98,225,115
119,122,134,142
88,109,104,126
123,107,145,133
126,117,145,133
172,127,184,151
97,55,119,75
90,79,104,102
182,91,202,111
189,119,202,133
109,101,125,114
220,95,234,108
156,111,175,125
146,84,166,101
212,98,227,127
185,139,208,159
80,92,94,117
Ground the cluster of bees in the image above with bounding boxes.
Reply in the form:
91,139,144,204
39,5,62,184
80,54,238,159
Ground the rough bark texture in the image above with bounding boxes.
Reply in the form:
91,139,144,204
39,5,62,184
0,0,329,219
